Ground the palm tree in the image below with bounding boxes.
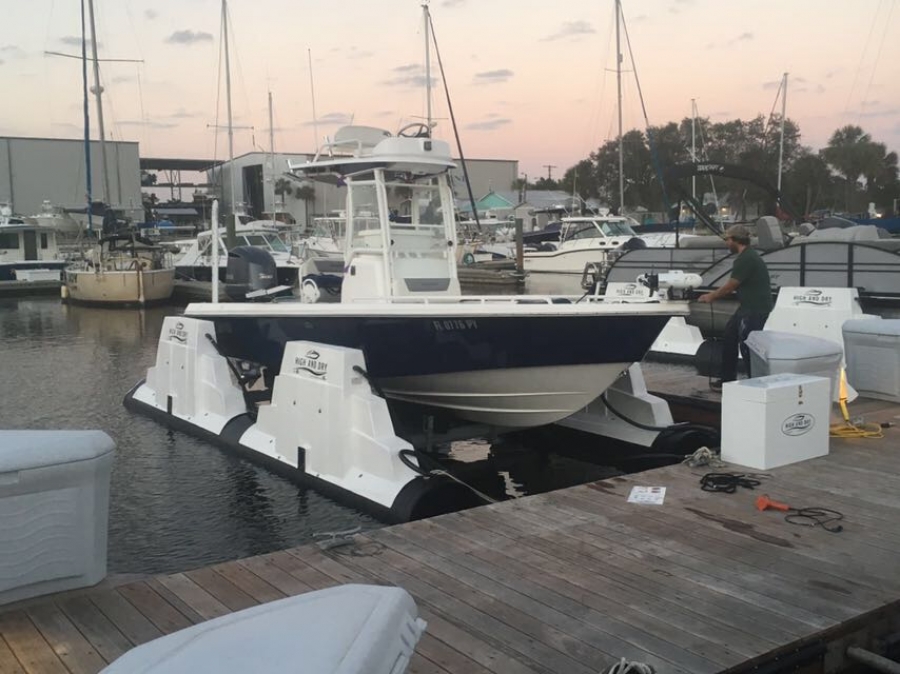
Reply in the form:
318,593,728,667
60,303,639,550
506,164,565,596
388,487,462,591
294,184,316,231
822,126,883,212
274,178,293,208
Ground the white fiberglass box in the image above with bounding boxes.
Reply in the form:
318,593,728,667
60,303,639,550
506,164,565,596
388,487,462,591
721,374,830,470
843,318,900,402
0,431,115,605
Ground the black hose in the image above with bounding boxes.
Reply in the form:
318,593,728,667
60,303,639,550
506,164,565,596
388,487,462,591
600,391,689,432
599,391,721,454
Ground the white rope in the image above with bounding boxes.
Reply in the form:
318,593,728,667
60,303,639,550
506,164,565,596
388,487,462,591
682,446,725,469
602,658,654,674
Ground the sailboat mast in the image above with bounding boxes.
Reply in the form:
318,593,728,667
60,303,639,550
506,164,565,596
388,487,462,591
777,72,788,192
691,98,697,200
268,91,276,220
615,0,624,213
423,1,433,130
86,0,111,208
80,0,93,233
222,0,237,247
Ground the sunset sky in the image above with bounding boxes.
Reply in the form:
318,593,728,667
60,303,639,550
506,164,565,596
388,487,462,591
2,0,898,178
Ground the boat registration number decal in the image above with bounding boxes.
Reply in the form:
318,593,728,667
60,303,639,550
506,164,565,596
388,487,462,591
433,319,478,332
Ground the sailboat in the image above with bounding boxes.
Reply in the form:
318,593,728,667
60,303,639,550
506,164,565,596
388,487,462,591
62,0,175,306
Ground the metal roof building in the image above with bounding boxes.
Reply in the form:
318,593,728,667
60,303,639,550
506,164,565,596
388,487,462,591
0,136,143,222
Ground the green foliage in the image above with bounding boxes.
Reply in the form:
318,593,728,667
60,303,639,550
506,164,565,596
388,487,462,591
294,184,315,203
274,178,294,205
563,116,898,218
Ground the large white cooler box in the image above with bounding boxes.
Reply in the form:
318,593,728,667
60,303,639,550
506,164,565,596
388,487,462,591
745,330,843,401
0,431,114,605
843,318,900,402
721,373,830,470
101,584,426,674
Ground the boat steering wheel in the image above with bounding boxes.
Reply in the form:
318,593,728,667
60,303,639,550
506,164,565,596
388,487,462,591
397,123,431,139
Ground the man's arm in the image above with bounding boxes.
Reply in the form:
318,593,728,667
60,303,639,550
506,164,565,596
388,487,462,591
698,277,739,303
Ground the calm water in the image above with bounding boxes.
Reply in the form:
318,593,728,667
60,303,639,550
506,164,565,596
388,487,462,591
0,296,632,575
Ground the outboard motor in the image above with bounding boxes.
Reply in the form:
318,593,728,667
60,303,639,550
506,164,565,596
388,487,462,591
225,246,278,301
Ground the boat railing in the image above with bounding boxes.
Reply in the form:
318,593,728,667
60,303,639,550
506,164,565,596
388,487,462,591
344,294,643,306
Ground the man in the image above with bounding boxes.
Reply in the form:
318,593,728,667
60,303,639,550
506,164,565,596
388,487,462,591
698,224,773,391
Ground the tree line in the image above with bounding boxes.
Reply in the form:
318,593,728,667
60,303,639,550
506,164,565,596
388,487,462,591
518,117,900,220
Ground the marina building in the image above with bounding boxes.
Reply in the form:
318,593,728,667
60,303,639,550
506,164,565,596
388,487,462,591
0,136,143,223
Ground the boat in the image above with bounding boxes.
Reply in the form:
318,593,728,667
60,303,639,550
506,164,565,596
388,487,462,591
173,221,303,287
28,200,82,235
296,214,347,260
125,124,689,520
0,204,67,282
63,233,175,305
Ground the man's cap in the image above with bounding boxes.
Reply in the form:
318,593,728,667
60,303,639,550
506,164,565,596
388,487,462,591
725,224,750,241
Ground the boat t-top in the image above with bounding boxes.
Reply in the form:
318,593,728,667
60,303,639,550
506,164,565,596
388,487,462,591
125,125,689,520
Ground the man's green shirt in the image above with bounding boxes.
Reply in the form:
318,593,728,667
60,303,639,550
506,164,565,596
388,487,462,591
731,247,773,314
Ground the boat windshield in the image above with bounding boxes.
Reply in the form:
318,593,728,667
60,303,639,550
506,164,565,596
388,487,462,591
242,233,290,253
567,219,636,240
599,219,637,236
311,218,346,239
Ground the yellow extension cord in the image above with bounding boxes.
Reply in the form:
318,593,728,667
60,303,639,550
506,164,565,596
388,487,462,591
829,370,885,439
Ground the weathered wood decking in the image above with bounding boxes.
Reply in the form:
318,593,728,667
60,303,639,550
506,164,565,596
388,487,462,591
2,371,899,673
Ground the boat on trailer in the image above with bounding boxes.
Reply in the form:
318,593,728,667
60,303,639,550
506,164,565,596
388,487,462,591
125,126,689,521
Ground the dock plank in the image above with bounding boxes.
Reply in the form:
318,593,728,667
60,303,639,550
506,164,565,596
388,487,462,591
143,578,204,626
210,561,286,604
88,590,163,648
115,582,194,635
0,612,67,674
153,574,230,621
0,636,26,674
25,604,107,674
235,554,315,596
184,567,258,613
58,597,132,665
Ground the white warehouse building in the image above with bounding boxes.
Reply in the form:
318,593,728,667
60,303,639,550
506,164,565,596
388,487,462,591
0,136,143,223
209,150,519,230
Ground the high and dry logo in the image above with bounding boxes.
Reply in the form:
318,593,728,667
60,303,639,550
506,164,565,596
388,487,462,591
168,321,188,344
294,349,327,378
792,289,832,306
614,283,643,296
782,413,815,436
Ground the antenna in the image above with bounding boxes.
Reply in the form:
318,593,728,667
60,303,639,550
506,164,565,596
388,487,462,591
308,48,319,150
543,164,557,181
423,1,433,130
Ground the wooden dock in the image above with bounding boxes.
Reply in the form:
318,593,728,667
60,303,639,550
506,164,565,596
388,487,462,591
0,280,62,299
2,371,900,673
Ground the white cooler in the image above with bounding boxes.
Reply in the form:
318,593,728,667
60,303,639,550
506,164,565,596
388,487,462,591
721,374,830,470
100,584,426,674
745,331,843,401
843,318,900,402
0,430,115,605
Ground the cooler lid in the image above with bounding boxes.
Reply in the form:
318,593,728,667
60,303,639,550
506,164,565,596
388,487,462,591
724,373,831,404
746,331,843,360
842,318,900,337
100,584,424,674
0,431,115,473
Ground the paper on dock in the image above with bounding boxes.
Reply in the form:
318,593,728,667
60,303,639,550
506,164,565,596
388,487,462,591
627,486,666,505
